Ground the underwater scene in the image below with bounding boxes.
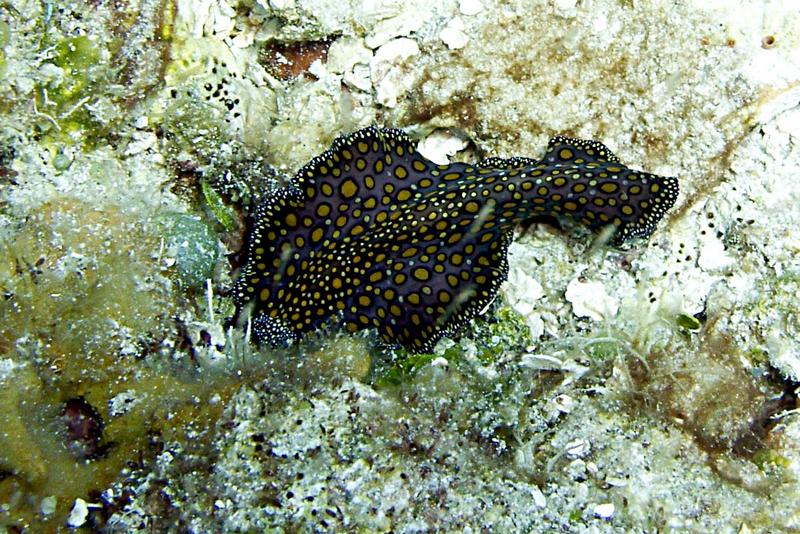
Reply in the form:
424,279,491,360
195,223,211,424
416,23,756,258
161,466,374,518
1,0,799,531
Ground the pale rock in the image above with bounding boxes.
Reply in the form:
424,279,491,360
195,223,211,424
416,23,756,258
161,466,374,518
67,498,89,528
417,130,469,165
124,131,158,156
697,235,735,271
565,438,590,458
268,0,294,9
593,502,615,520
459,0,484,16
364,2,426,49
502,266,545,338
230,29,255,49
108,389,141,417
767,327,800,380
552,394,575,414
531,486,547,509
327,37,373,91
585,461,599,476
307,59,328,79
40,496,57,517
210,0,236,35
605,476,628,487
545,393,575,422
564,277,618,321
519,352,563,371
440,17,469,49
554,0,577,15
370,38,420,108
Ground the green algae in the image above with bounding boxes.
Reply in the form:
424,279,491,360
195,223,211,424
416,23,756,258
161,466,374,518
752,448,791,470
466,305,533,363
33,33,109,146
0,196,245,530
0,359,242,531
0,197,205,529
373,351,437,386
201,178,238,231
0,19,8,78
11,0,173,149
0,198,174,380
676,312,701,331
372,304,532,386
53,35,101,98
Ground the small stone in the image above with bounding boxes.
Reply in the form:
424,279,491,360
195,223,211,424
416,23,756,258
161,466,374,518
108,390,141,418
40,496,57,517
417,130,469,165
364,6,426,49
459,0,483,16
605,476,628,487
519,352,563,371
370,38,420,108
327,37,373,91
698,235,735,270
565,438,590,458
555,0,577,12
163,214,219,290
593,502,615,520
503,266,545,338
440,17,469,49
552,394,575,414
268,0,294,10
531,486,547,509
67,498,89,528
565,277,618,321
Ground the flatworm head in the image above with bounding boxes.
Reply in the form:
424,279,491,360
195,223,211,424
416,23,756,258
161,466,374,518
233,127,678,351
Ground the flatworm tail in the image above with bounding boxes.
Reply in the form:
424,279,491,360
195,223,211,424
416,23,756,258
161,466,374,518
482,135,679,244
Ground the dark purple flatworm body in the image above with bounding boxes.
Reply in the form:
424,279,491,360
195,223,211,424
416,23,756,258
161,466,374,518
233,127,678,351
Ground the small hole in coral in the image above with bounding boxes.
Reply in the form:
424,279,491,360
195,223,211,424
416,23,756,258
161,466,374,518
762,35,776,49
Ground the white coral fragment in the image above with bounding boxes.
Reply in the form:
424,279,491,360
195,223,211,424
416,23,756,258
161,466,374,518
364,1,427,49
697,235,735,271
593,502,615,519
459,0,484,16
502,266,546,338
67,498,89,528
565,277,618,321
417,130,469,165
440,17,469,50
370,38,420,108
327,37,374,91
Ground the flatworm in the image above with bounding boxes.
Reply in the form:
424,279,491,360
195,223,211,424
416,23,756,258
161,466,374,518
233,127,678,352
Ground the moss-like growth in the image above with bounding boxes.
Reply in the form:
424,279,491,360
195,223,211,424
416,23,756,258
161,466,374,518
676,312,701,331
0,197,227,529
0,198,173,381
33,33,109,145
372,303,532,386
752,448,791,470
53,35,101,98
13,1,173,148
201,179,238,231
0,19,8,78
616,306,780,457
